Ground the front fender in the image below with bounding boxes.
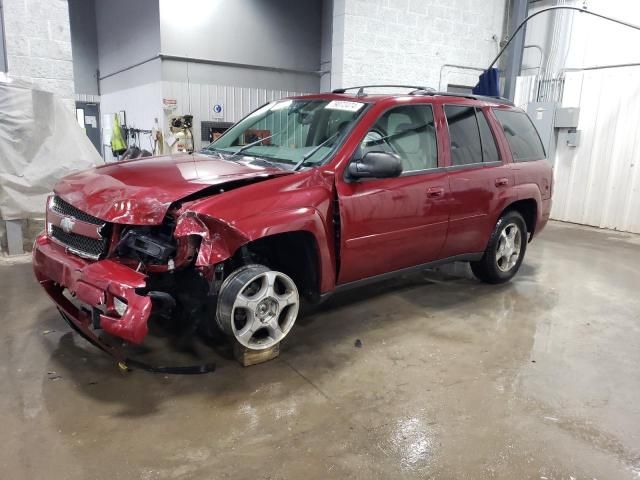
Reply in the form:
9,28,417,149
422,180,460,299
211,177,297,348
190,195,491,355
175,207,336,293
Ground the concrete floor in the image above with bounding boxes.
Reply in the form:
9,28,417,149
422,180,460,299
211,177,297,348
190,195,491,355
1,220,639,479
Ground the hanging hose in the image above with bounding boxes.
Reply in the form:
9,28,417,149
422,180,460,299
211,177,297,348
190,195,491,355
487,5,640,72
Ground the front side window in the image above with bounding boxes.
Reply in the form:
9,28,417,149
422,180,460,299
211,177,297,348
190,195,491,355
493,109,546,162
205,99,367,168
361,104,438,172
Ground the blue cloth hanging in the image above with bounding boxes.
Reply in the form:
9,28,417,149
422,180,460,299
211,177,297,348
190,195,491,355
472,68,500,97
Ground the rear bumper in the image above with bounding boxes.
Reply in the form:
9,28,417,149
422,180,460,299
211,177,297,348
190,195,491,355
32,233,152,345
532,198,552,239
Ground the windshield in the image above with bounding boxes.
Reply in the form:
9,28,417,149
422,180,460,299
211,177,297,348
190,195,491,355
204,99,367,168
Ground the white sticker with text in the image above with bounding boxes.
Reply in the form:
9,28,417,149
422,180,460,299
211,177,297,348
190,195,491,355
325,100,365,112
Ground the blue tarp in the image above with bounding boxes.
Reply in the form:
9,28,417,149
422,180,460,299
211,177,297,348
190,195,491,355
472,68,500,97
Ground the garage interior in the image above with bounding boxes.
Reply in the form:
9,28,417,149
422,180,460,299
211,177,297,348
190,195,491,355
1,0,639,479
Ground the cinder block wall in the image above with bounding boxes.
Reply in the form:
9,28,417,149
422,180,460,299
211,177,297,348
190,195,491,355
332,0,506,90
3,0,75,109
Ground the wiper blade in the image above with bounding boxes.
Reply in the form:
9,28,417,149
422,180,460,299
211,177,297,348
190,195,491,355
201,146,229,161
293,130,342,171
226,127,287,162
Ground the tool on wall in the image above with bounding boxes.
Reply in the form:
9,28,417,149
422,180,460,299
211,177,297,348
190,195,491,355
121,127,154,160
168,114,194,154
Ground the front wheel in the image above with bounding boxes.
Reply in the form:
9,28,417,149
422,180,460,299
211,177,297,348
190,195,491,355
216,264,300,350
471,211,527,284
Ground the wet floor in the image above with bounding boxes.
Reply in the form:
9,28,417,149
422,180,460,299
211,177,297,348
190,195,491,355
1,220,639,479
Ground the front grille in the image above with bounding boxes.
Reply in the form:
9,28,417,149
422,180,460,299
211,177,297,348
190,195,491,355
49,196,110,260
50,225,108,259
51,196,104,226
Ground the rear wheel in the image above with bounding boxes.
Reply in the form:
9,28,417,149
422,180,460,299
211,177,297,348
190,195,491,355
471,211,527,284
216,264,300,350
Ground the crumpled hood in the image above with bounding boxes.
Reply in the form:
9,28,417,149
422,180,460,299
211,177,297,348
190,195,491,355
54,153,289,224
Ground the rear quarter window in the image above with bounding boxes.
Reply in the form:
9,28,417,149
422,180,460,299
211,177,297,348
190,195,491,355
493,109,546,162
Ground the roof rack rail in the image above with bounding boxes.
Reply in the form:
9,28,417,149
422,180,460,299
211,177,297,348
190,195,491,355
331,86,514,105
430,92,514,105
332,85,436,96
409,90,514,105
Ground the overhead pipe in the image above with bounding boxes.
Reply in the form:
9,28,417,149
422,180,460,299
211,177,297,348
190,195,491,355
522,44,545,77
487,5,640,71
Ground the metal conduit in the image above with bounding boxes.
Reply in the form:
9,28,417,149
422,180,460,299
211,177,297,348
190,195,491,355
488,5,640,71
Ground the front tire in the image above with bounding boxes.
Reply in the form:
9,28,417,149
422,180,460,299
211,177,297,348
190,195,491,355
471,211,527,284
216,264,300,350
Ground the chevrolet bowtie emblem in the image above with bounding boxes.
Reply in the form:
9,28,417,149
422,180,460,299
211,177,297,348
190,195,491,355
60,216,76,234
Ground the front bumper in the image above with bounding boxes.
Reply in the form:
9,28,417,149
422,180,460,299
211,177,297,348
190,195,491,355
32,233,152,346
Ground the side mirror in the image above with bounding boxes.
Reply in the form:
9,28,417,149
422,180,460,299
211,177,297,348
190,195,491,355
347,151,403,180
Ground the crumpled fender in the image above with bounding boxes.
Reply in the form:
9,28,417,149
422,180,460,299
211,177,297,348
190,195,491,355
174,207,336,292
174,212,250,267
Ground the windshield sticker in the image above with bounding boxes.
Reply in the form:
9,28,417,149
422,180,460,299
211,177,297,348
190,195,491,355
325,100,365,112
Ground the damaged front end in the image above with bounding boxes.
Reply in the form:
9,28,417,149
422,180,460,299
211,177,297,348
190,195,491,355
33,194,247,368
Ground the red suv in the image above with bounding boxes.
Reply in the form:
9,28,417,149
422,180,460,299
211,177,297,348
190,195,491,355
33,86,552,356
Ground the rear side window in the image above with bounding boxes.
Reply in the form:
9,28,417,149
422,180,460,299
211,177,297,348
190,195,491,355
476,110,500,163
493,109,546,162
444,106,482,166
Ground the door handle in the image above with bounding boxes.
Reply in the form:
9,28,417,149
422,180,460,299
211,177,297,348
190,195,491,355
427,186,445,198
495,177,509,187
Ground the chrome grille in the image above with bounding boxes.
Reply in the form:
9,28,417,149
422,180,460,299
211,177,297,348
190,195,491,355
51,196,104,226
49,225,108,259
48,196,110,260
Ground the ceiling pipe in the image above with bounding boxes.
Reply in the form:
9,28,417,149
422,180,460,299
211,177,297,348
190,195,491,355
487,5,640,71
523,44,545,78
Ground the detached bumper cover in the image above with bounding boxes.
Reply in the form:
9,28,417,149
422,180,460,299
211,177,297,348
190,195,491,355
32,233,152,345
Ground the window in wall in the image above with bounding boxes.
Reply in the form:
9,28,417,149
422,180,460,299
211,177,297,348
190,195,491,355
476,109,500,163
493,109,546,162
361,105,438,172
444,105,483,166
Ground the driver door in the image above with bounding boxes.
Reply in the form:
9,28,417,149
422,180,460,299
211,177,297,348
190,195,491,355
336,103,450,284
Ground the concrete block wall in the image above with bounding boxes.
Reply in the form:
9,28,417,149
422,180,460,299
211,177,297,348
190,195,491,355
331,0,505,91
2,0,74,108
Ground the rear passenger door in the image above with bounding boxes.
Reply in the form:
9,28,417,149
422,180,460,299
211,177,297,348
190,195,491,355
440,104,515,258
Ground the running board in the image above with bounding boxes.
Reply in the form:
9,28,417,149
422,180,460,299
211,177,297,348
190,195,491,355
320,252,483,301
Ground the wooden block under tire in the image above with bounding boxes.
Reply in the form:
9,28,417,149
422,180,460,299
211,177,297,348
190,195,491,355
233,342,280,367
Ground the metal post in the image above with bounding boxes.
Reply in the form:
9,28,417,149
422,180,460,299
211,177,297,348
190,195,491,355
503,0,528,101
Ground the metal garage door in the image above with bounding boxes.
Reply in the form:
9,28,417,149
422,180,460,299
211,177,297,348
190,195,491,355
551,66,640,234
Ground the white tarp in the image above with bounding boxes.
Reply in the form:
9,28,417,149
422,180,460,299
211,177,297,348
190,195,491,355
0,77,102,220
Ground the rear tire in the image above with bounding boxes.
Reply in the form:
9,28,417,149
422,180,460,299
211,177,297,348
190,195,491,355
471,211,527,284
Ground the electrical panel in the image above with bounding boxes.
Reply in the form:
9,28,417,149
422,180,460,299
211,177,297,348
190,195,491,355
555,107,580,128
526,102,556,155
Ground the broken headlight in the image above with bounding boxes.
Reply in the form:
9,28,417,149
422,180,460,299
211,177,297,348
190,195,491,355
117,227,176,264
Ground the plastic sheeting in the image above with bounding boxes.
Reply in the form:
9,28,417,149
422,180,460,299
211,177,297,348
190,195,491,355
0,78,102,220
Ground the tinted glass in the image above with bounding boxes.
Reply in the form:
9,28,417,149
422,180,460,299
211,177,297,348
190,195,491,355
493,109,546,162
445,106,482,166
207,99,367,167
476,109,500,163
362,105,438,171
